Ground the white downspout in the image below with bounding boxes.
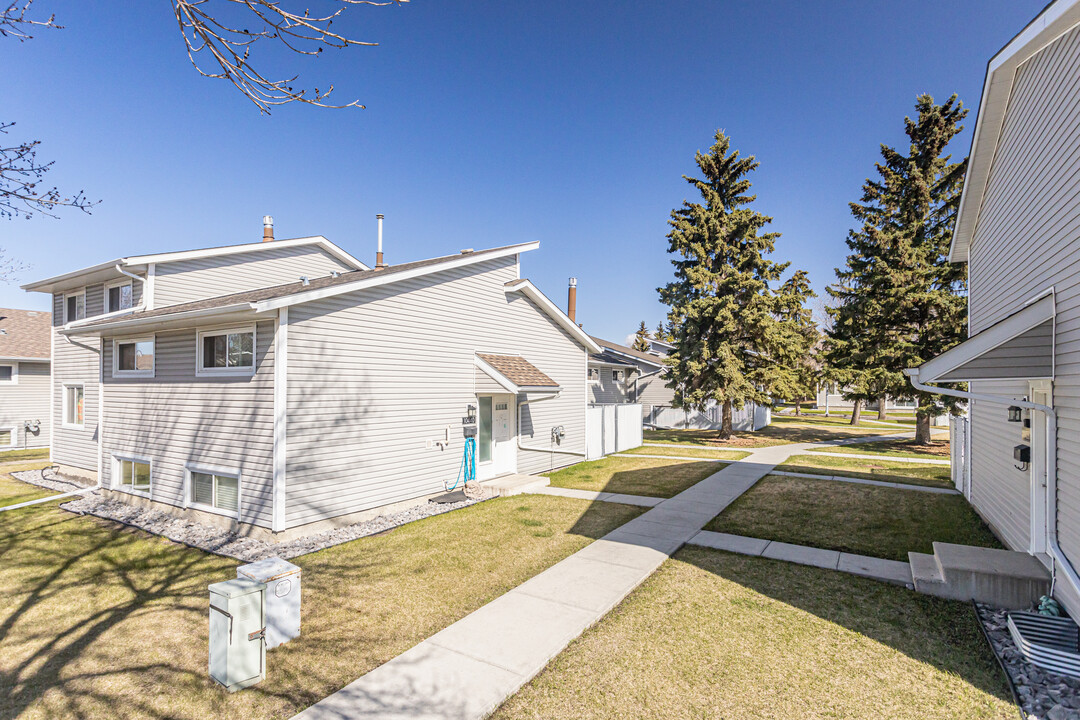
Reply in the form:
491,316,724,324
905,368,1079,600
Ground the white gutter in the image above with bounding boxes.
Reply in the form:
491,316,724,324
905,368,1080,600
517,391,586,458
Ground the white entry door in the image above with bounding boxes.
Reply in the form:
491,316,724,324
477,394,517,480
1029,382,1051,554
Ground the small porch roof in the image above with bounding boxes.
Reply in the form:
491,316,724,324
475,353,561,394
913,294,1054,383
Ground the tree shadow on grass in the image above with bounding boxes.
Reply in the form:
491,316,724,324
549,458,725,498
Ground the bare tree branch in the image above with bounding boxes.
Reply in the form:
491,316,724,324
0,247,29,282
172,0,405,113
0,0,60,40
0,121,97,219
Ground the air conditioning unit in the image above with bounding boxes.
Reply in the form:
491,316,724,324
237,557,301,649
208,577,266,692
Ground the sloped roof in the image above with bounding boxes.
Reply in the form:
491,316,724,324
69,243,538,331
476,353,559,390
0,308,51,360
589,336,666,368
588,350,637,368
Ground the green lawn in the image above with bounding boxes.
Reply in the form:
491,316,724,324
0,478,644,720
620,445,750,461
493,547,1013,720
777,453,952,488
704,475,1002,561
545,456,724,498
809,438,950,459
644,414,904,449
0,462,55,508
0,447,50,462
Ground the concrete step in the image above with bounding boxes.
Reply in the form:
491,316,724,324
909,543,1051,609
479,474,550,498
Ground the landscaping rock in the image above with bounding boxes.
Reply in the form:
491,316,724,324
10,469,484,562
975,602,1080,720
10,467,92,494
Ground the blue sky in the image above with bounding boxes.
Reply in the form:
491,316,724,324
2,0,1045,342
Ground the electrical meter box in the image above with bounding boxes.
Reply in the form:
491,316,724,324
237,557,301,649
208,577,266,692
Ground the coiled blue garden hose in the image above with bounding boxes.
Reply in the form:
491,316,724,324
446,437,476,491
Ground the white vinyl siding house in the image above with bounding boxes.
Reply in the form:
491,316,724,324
26,237,598,536
0,358,50,451
912,0,1080,616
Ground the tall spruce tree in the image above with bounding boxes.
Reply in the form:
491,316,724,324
659,130,811,438
826,94,968,442
632,321,651,352
770,270,819,416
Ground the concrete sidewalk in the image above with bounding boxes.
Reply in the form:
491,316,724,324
294,450,790,720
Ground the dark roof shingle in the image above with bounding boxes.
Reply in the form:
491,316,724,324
0,308,51,359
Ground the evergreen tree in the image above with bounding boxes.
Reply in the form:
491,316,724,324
769,270,819,416
632,321,651,352
826,95,968,442
659,130,811,438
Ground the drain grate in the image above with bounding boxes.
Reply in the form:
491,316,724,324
1008,610,1080,678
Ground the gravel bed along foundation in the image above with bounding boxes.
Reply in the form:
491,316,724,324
10,467,94,494
976,601,1080,720
11,469,484,562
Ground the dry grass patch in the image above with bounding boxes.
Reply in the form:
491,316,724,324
810,438,951,459
0,490,643,719
645,416,899,449
493,547,1013,720
0,467,56,508
778,453,951,488
546,456,724,498
621,446,750,461
704,475,1001,561
0,448,49,463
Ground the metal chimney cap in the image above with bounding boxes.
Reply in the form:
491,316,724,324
263,215,274,226
569,277,577,287
376,213,385,219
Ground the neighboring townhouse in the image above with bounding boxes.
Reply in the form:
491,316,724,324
907,0,1080,621
0,308,51,451
814,383,916,412
23,229,599,538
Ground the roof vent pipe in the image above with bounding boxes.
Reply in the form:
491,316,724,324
568,277,577,323
300,276,310,286
263,215,274,242
376,214,386,268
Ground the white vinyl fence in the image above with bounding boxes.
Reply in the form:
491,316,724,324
644,402,770,432
586,403,643,460
950,415,970,497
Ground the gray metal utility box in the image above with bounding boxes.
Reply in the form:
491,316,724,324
237,557,301,649
208,577,266,692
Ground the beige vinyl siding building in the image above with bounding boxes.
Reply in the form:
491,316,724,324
588,365,634,405
26,236,599,537
0,308,52,451
911,0,1080,616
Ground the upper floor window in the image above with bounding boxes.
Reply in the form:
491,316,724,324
0,363,15,384
106,280,134,313
588,368,599,382
113,337,155,377
64,291,85,324
612,369,624,383
197,326,255,376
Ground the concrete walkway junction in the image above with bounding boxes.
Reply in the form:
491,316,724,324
296,430,941,720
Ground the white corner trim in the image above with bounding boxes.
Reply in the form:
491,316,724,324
145,263,156,310
272,307,288,533
503,279,603,354
253,242,540,313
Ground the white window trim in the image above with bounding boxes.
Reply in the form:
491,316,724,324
0,362,17,385
183,463,242,520
112,336,156,378
61,382,85,428
195,325,257,377
63,289,86,324
588,368,600,383
0,426,16,448
112,453,153,498
612,369,624,383
105,278,135,313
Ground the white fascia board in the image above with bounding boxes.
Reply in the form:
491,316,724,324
504,279,603,354
59,303,260,336
950,0,1080,263
0,355,49,362
21,259,129,293
254,242,540,313
916,293,1054,382
124,236,370,271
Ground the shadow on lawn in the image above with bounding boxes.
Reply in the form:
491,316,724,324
0,491,633,719
645,421,891,448
675,545,1013,704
